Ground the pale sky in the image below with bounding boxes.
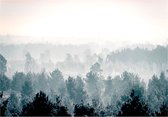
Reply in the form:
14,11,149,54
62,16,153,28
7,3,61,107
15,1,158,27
0,0,168,44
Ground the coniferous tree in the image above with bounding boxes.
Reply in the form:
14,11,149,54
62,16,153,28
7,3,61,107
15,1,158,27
21,79,33,97
117,90,149,116
155,103,168,116
0,99,8,116
0,54,7,76
0,91,8,116
21,91,70,116
5,92,20,116
22,91,54,116
49,69,66,97
74,102,95,116
0,75,10,91
52,95,70,116
11,72,26,92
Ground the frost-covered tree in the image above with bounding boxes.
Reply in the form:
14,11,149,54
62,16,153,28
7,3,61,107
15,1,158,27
90,62,102,74
35,71,49,93
5,92,20,116
66,76,87,104
103,76,113,105
148,72,168,114
49,69,65,96
21,79,34,107
11,72,26,92
147,75,160,113
25,52,37,73
121,71,142,97
0,54,7,76
66,77,76,103
21,79,33,97
75,76,87,103
156,103,168,116
85,62,103,101
0,75,10,91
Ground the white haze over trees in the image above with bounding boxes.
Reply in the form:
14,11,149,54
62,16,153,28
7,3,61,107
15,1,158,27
0,41,167,83
0,0,168,115
0,40,168,116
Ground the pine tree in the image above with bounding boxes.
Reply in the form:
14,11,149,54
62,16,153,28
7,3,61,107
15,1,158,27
118,90,149,116
74,102,95,116
22,91,54,116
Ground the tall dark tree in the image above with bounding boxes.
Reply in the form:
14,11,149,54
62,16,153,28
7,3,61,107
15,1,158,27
0,99,8,116
22,91,54,116
74,102,95,116
52,95,70,116
22,91,70,116
117,90,149,116
156,103,168,116
0,91,8,116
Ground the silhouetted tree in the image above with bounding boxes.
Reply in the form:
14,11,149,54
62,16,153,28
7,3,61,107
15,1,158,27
0,99,8,116
117,90,149,116
21,91,70,116
74,102,95,116
22,91,54,116
155,103,168,116
52,95,70,116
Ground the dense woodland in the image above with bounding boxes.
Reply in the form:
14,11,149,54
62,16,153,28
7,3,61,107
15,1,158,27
0,45,168,116
0,44,167,82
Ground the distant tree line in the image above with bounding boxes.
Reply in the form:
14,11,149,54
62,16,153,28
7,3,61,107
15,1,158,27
106,45,168,64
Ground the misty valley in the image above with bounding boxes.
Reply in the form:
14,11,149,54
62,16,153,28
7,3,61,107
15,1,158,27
0,44,168,116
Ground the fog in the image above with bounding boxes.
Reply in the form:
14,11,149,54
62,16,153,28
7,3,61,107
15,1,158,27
1,0,168,116
0,36,168,116
0,36,167,83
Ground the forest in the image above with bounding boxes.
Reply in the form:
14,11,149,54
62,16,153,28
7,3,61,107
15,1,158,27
0,45,168,116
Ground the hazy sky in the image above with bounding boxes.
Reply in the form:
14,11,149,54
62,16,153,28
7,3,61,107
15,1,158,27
0,0,168,44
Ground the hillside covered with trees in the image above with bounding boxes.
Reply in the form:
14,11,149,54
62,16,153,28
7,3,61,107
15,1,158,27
0,50,168,116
